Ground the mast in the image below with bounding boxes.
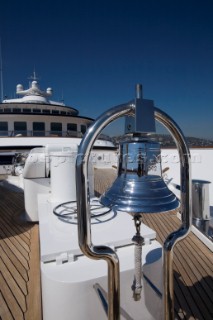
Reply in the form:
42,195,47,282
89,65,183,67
0,38,3,102
28,68,39,87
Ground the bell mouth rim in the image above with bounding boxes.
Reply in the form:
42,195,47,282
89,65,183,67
126,206,180,215
100,195,180,214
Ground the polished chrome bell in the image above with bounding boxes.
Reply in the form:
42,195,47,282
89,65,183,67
77,84,192,319
100,139,179,213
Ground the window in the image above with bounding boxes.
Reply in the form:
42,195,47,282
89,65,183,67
61,111,66,115
81,124,87,134
52,110,59,114
0,122,8,136
67,123,78,137
33,122,45,136
14,122,27,136
67,123,77,131
50,122,62,136
42,109,50,114
13,108,21,113
23,108,31,113
32,108,41,113
4,108,11,113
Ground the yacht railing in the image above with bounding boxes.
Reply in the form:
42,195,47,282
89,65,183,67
0,130,84,138
0,131,114,143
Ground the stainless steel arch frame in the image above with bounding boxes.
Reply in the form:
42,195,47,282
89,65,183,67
76,102,134,320
76,103,191,320
154,107,192,319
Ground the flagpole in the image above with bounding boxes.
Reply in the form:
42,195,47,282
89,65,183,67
0,38,3,102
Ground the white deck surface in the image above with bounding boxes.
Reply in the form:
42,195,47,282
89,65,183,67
38,195,156,262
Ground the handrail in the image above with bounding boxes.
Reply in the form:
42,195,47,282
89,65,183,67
0,130,84,138
0,130,114,142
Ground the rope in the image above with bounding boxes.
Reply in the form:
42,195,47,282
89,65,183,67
131,216,144,301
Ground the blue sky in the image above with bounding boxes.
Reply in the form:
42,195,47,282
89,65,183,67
1,0,213,139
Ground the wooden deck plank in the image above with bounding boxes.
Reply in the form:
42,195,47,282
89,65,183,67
174,252,211,319
155,213,213,304
0,257,27,313
94,167,116,196
25,225,42,320
0,247,27,295
0,217,30,253
141,214,202,319
143,215,213,319
176,241,213,294
185,236,213,273
0,292,13,320
159,213,213,274
0,240,29,281
0,211,30,244
0,185,33,320
0,273,24,320
0,229,29,270
0,185,30,238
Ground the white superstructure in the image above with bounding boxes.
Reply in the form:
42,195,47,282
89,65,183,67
0,74,110,140
0,74,115,172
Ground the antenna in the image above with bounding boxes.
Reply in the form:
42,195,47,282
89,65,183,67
0,38,4,102
61,90,64,103
28,67,39,86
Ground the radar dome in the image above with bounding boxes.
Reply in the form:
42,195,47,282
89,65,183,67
46,87,53,95
32,81,39,88
16,84,23,92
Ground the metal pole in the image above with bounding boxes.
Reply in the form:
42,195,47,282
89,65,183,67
76,102,134,320
154,107,192,319
136,84,143,99
0,39,4,102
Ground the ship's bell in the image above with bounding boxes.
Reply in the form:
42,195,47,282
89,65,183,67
100,139,179,214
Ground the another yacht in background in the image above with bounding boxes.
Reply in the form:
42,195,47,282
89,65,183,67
0,73,115,174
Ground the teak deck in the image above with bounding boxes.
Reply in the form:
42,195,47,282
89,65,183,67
0,183,41,320
0,169,212,320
